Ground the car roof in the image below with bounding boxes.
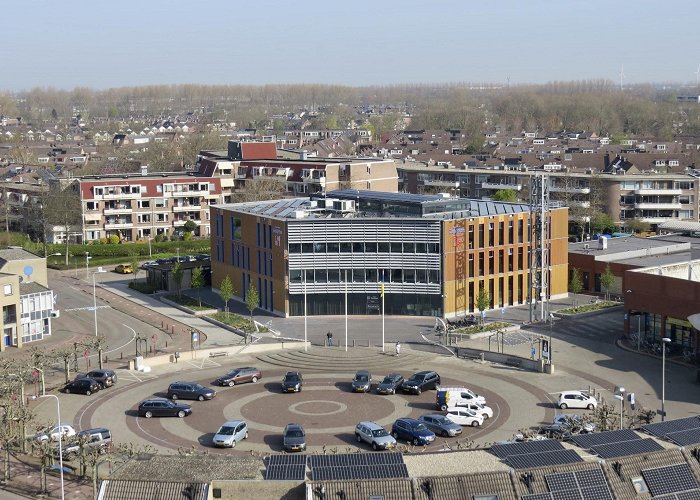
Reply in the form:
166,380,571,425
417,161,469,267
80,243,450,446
560,390,587,395
421,414,447,419
220,420,245,427
141,397,170,403
413,371,433,376
285,423,303,430
396,418,420,424
358,421,383,429
355,370,371,375
284,371,301,376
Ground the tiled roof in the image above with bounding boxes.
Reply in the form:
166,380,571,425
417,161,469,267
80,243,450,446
511,461,606,497
415,472,517,500
306,478,413,500
0,248,41,262
19,281,50,295
109,454,265,482
98,480,207,500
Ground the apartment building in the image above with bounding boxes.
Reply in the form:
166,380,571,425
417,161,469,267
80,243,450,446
77,169,223,242
210,190,568,318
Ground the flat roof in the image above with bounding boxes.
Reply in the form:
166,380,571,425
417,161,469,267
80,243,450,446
569,236,686,256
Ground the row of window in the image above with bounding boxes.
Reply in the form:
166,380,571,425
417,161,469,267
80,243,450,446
289,268,441,285
289,242,440,254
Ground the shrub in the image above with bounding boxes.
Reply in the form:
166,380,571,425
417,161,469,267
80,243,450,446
108,235,120,245
99,237,108,245
183,232,193,241
128,282,158,294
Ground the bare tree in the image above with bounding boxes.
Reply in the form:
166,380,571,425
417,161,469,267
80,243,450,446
41,181,82,266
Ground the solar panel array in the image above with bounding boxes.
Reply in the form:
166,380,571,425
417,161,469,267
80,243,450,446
505,449,583,469
642,463,699,496
311,463,409,481
266,454,307,467
522,469,613,500
642,417,700,446
591,438,664,458
265,452,409,482
570,429,639,449
491,439,564,459
307,452,403,468
265,464,306,481
653,490,700,500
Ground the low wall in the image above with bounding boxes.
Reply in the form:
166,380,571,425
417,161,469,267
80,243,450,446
128,340,310,369
454,345,547,373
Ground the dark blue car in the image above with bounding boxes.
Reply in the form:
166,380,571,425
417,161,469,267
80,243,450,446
391,418,436,446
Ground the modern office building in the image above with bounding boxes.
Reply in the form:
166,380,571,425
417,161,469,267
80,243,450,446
210,190,569,318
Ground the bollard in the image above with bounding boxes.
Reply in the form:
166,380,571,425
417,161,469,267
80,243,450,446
480,352,485,363
353,339,356,348
171,326,175,334
120,352,123,360
166,341,168,348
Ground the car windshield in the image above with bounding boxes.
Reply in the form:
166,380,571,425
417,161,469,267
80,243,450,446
354,375,368,383
226,371,240,378
381,377,394,384
413,423,428,431
285,374,300,382
192,384,204,390
286,430,303,438
434,417,449,425
164,400,177,407
217,426,235,435
371,429,388,437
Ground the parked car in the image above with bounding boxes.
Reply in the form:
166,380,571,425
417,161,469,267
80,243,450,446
61,428,112,459
62,378,101,396
444,407,484,427
462,402,493,419
401,371,441,395
212,420,249,448
351,370,372,393
77,369,117,388
417,414,463,437
435,387,485,411
140,261,157,269
375,373,404,395
282,423,306,452
355,421,397,450
282,372,303,393
391,418,436,446
167,382,216,401
137,398,192,418
36,424,76,442
114,264,133,274
558,391,597,410
552,414,595,433
215,367,262,387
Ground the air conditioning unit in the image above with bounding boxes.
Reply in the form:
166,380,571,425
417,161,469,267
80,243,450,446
50,310,60,318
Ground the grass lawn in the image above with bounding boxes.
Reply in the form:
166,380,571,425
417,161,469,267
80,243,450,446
557,301,620,314
164,294,216,311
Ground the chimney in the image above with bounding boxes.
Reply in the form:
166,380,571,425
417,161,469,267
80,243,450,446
140,165,148,176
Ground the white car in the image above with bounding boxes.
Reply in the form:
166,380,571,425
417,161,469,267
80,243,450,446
558,391,597,410
36,423,76,442
464,402,494,419
444,407,484,427
212,420,249,448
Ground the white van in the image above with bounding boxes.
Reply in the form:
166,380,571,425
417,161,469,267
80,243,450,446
436,387,486,411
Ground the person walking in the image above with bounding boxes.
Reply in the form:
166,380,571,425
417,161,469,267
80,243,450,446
395,341,401,357
326,331,333,347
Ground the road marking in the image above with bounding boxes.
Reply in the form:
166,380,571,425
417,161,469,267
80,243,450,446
64,306,111,312
183,358,221,369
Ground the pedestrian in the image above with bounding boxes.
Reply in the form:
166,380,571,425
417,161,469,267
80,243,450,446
395,341,401,357
530,344,536,360
326,331,333,347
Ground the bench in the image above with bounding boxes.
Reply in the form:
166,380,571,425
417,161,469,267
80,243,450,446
505,357,522,368
208,351,229,358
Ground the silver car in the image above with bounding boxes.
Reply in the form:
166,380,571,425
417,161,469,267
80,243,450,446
355,421,397,451
212,420,249,448
418,414,463,437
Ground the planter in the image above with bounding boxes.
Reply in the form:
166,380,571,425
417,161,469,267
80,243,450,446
554,303,623,319
159,296,218,316
450,323,521,340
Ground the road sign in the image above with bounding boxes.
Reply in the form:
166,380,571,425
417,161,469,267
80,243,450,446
657,409,667,416
191,331,198,343
83,349,89,360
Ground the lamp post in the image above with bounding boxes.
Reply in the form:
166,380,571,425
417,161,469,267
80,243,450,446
92,268,107,337
548,313,554,364
614,386,626,430
36,394,65,500
85,252,91,279
661,337,671,421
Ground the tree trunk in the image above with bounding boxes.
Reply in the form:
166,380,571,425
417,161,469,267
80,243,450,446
98,348,103,370
92,463,99,499
4,448,10,481
64,359,70,384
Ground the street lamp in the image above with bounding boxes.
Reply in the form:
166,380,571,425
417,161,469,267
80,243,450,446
34,394,65,500
614,386,626,430
85,252,91,279
661,337,671,421
92,268,107,337
548,312,554,364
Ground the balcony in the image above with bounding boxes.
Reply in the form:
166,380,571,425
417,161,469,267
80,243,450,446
173,219,201,227
84,213,102,222
634,188,682,196
423,179,460,188
98,190,140,200
104,221,133,229
104,207,132,215
235,174,247,179
551,186,590,194
303,176,326,186
634,202,682,210
172,204,199,212
481,182,522,191
640,216,681,224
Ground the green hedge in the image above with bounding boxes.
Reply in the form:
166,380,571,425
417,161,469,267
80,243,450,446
38,239,211,258
128,282,159,294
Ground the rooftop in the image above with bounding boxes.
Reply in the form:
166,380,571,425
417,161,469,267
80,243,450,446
0,247,42,262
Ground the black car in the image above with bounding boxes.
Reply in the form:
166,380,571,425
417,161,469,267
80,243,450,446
137,398,192,418
76,369,117,388
63,378,101,396
167,382,216,401
351,370,372,393
283,423,306,452
401,371,441,395
376,373,404,395
282,372,303,393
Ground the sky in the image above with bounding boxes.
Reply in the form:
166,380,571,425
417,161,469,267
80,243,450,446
2,0,699,91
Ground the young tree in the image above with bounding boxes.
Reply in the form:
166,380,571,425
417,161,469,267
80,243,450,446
130,254,141,282
245,285,260,342
590,212,616,234
625,219,651,234
219,275,234,316
190,266,205,307
475,287,491,325
492,189,518,203
600,264,615,301
171,262,184,298
41,181,82,266
51,346,75,384
569,268,583,308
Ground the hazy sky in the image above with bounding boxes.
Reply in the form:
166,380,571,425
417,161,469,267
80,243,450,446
2,0,699,91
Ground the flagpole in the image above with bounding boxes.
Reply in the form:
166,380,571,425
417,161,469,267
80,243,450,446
344,269,348,352
381,272,385,353
304,276,308,352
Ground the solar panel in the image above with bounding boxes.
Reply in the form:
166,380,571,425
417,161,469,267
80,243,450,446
643,464,699,496
677,490,700,500
642,417,700,439
265,464,306,480
310,463,409,481
307,452,403,469
266,454,307,467
546,472,577,492
491,439,564,458
551,489,582,500
580,485,613,500
574,468,607,488
505,449,583,469
667,428,700,446
570,429,640,449
591,438,664,458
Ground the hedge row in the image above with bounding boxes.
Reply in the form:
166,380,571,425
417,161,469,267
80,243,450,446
35,239,211,258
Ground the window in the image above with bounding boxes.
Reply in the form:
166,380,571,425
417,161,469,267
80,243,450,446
3,284,11,296
231,217,242,240
352,242,364,253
